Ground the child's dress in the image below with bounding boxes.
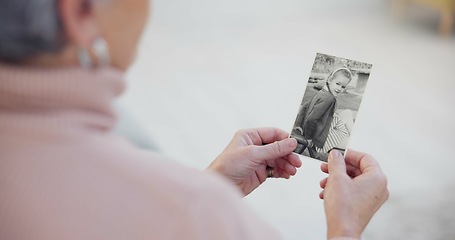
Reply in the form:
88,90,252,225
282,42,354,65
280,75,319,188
315,113,349,153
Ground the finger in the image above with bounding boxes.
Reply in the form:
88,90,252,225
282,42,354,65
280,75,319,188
287,154,302,168
319,190,325,199
345,149,380,173
244,128,291,145
346,164,362,178
327,150,347,175
254,138,298,162
269,166,291,179
320,177,328,189
270,158,298,176
322,160,357,176
285,163,298,176
344,149,367,167
277,168,291,179
321,163,328,174
257,165,269,184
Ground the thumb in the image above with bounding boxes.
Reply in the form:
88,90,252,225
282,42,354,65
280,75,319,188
328,150,347,174
255,138,297,161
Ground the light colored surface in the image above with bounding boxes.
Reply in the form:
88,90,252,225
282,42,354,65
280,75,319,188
120,0,455,239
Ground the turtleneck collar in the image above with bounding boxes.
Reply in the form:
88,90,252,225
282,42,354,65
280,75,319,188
0,63,126,132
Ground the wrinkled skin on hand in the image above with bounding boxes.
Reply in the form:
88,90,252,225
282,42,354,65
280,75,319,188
208,128,302,196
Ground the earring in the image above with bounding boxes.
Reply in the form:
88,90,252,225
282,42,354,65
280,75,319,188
77,37,110,69
77,47,93,69
92,37,110,67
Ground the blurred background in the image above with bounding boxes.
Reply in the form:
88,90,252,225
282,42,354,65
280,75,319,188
118,0,455,239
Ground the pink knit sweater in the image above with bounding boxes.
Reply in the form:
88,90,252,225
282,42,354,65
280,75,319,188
0,64,282,240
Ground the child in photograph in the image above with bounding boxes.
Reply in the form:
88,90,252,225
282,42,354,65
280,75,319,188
292,67,352,161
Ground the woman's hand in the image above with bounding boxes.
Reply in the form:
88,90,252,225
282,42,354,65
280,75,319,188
319,150,389,239
208,128,302,196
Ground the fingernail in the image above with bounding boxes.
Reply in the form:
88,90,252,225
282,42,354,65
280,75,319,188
330,150,341,158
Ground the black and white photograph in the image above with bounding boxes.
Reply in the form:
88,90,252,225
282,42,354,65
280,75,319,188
291,53,372,162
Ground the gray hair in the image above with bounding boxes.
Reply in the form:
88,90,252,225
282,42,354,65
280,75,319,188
0,0,64,63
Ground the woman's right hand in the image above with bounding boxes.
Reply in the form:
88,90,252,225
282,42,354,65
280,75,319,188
319,150,389,239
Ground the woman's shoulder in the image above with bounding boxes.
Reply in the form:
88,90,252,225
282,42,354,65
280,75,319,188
1,134,279,240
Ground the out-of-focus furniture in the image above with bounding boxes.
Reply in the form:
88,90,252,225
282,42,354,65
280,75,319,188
395,0,455,36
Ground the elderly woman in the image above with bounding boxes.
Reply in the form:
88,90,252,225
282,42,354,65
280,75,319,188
0,0,388,239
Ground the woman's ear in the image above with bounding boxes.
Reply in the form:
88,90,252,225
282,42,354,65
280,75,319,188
58,0,99,48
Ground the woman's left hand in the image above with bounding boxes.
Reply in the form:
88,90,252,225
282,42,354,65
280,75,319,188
207,128,302,196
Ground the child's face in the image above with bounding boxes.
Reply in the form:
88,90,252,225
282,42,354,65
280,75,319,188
328,74,351,97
